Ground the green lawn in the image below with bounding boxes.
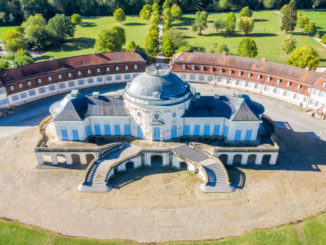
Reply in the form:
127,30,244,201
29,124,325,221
2,213,326,244
299,10,326,34
177,11,326,65
0,26,17,40
38,16,150,62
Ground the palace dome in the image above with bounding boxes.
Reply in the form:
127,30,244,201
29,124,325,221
125,64,190,101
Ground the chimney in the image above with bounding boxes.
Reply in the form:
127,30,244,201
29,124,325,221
92,91,100,99
195,92,201,99
214,93,219,99
71,89,79,98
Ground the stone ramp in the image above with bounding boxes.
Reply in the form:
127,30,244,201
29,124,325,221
172,144,235,193
78,144,141,192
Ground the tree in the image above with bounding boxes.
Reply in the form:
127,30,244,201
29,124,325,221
149,10,160,26
218,0,230,10
5,38,28,53
239,6,253,17
14,53,34,66
239,17,254,35
192,11,208,35
213,18,225,32
280,36,296,57
175,45,193,53
125,41,144,53
263,0,276,9
139,4,151,23
218,44,229,54
297,14,309,31
162,0,171,9
162,28,186,49
162,37,175,57
152,3,160,12
237,38,258,57
47,14,75,42
113,8,126,24
145,29,159,57
0,59,10,70
171,4,182,21
225,12,236,34
94,25,126,52
163,8,173,30
281,0,297,33
321,34,326,44
287,45,320,70
71,14,82,25
22,13,46,27
303,22,317,35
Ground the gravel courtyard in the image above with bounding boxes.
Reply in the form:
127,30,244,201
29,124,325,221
0,83,326,242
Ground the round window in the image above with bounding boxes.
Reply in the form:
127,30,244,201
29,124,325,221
154,113,159,120
137,111,142,118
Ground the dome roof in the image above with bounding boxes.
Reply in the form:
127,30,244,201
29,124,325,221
125,64,190,100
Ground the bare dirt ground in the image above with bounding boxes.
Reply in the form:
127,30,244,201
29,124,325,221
1,84,326,242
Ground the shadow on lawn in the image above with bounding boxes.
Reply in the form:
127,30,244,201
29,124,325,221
80,22,97,28
254,18,269,22
203,32,277,37
124,22,145,26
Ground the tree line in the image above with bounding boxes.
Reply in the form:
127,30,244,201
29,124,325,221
0,0,325,25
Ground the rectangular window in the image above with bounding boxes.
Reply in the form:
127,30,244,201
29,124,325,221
48,76,52,81
134,64,138,70
0,98,8,105
153,127,160,141
106,76,112,81
137,125,143,138
194,124,200,136
0,87,6,94
245,129,252,141
68,81,75,87
97,68,101,73
124,124,130,135
59,83,66,89
78,80,84,85
171,125,177,138
38,87,46,93
85,125,91,137
49,85,56,91
58,74,62,79
184,125,190,136
87,78,94,84
61,129,68,140
96,77,103,82
104,124,110,135
28,90,36,96
106,67,110,72
18,83,22,88
78,71,82,76
213,125,220,135
204,124,210,136
125,65,128,70
37,78,42,84
116,66,119,71
12,95,19,101
124,74,131,79
27,81,32,86
223,125,229,137
115,75,121,80
10,86,14,91
94,124,101,135
72,129,79,140
20,92,27,99
235,129,241,141
114,124,120,135
68,72,72,78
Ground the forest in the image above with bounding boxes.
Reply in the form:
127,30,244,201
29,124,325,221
0,0,325,25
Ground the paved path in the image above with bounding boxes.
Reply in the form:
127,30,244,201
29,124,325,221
78,144,141,192
172,144,234,193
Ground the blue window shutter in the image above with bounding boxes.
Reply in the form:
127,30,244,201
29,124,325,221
61,129,68,140
184,125,190,136
245,129,252,140
114,124,120,135
94,124,101,135
154,127,160,141
85,125,91,137
213,125,220,135
72,129,79,140
171,125,177,138
204,125,210,136
223,126,229,137
124,124,130,135
235,130,242,141
194,125,200,136
104,124,111,135
137,125,143,138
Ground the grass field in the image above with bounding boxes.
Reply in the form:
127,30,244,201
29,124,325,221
2,213,326,244
0,26,17,40
176,11,326,65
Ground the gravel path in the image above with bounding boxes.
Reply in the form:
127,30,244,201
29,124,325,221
0,83,326,242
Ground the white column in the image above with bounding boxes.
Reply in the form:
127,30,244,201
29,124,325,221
172,155,180,168
80,154,87,165
51,154,58,165
65,154,73,165
145,153,151,166
227,153,233,165
255,154,263,165
134,156,142,168
270,153,278,165
162,153,169,166
241,154,248,165
36,153,44,165
118,162,126,171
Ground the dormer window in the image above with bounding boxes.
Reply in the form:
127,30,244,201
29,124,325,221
191,65,195,70
238,71,242,76
37,78,42,84
18,83,22,88
257,74,261,79
267,76,271,82
229,69,232,75
48,76,52,81
248,72,251,78
10,85,14,91
27,81,32,86
68,72,72,78
125,65,128,70
287,81,291,87
200,65,204,71
58,74,62,79
134,64,138,70
116,66,119,71
88,69,91,74
78,71,82,76
97,68,101,73
209,67,213,72
106,67,110,72
297,84,302,89
322,82,326,87
277,79,281,84
219,68,223,73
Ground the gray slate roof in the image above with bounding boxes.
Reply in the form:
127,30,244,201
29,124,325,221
183,95,264,121
53,94,130,121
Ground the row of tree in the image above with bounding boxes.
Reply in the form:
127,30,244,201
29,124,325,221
1,0,325,25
